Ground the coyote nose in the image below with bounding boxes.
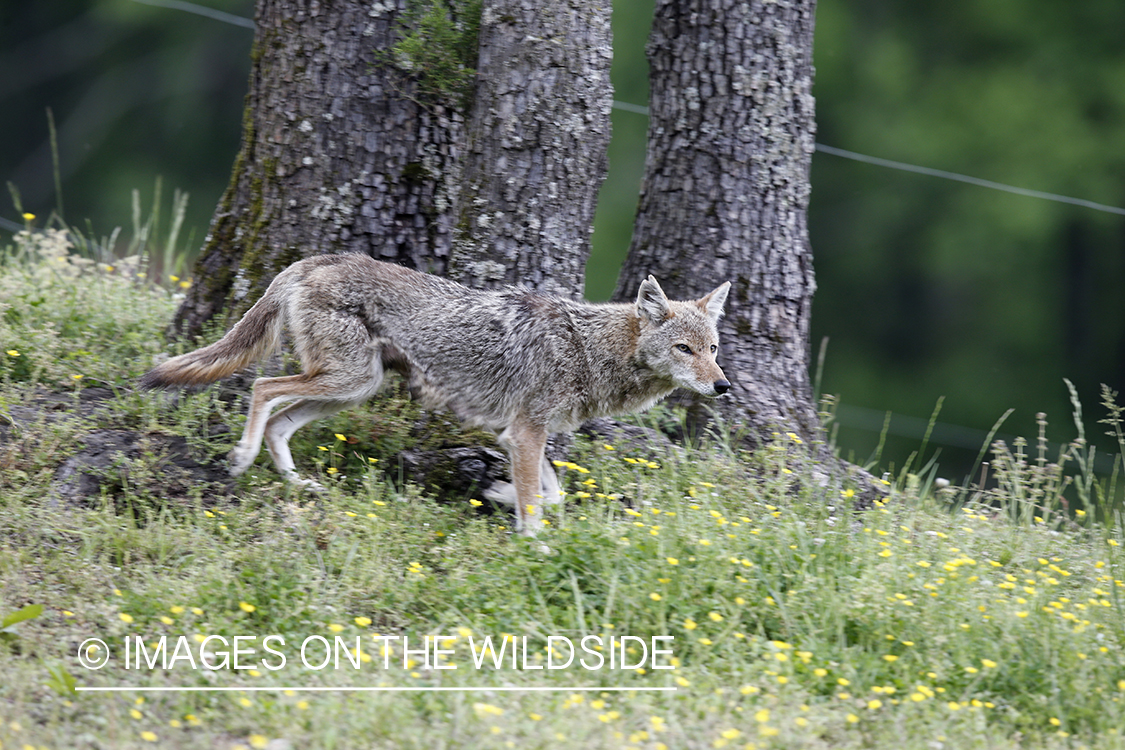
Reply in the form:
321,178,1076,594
713,379,731,395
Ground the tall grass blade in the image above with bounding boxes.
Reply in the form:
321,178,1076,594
47,108,64,220
964,408,1014,489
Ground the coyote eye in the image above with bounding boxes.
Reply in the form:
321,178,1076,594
710,344,717,353
676,344,692,354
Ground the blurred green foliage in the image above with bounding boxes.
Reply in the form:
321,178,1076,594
4,0,1125,478
590,0,1125,477
0,0,252,238
586,0,653,302
809,0,1125,473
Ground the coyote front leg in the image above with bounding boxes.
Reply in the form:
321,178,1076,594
507,422,549,536
484,429,562,517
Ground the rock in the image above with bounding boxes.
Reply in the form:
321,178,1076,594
396,445,509,500
52,429,232,507
578,417,679,460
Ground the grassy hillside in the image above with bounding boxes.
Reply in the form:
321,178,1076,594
3,229,1125,749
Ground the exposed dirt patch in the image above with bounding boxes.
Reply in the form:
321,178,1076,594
2,381,681,513
0,386,117,441
1,387,233,507
52,429,233,507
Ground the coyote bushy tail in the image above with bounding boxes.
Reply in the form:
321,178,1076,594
139,291,285,389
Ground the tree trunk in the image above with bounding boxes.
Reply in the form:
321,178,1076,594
449,0,613,298
615,0,823,450
172,0,611,337
172,0,462,337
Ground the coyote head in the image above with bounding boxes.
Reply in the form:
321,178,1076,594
634,276,732,397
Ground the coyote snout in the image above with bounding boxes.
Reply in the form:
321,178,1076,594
140,255,731,537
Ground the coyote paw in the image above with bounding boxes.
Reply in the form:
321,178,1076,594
483,481,517,507
228,444,259,476
484,482,563,507
512,526,551,554
282,473,326,493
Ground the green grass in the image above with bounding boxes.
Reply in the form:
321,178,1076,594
3,230,1125,749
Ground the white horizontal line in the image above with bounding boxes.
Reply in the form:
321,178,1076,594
76,686,677,692
608,99,1125,217
814,143,1125,216
129,0,255,29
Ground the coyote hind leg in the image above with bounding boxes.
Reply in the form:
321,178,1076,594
263,398,354,488
229,374,310,476
227,309,386,484
229,367,382,482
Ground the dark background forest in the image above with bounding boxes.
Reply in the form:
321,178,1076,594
4,0,1125,479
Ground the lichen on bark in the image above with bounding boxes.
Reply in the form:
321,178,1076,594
173,0,612,336
174,0,466,336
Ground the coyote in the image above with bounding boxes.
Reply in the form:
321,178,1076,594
140,254,731,535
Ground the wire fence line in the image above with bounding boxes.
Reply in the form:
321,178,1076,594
834,403,1119,476
117,0,1125,218
129,0,255,29
118,0,1125,218
611,102,1125,217
0,216,25,234
11,3,1121,457
814,143,1125,217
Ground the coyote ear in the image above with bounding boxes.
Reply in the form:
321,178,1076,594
636,275,672,324
698,281,731,323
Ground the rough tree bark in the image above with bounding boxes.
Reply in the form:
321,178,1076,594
173,0,611,337
449,1,612,298
615,0,825,453
172,0,460,336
